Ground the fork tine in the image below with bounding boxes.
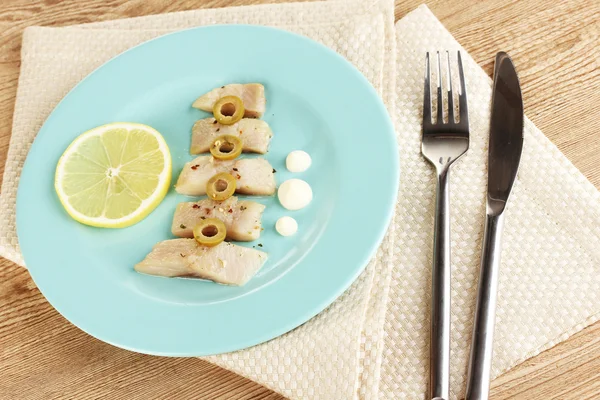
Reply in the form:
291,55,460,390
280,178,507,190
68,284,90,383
423,52,431,126
436,51,444,124
423,52,432,126
457,51,468,124
446,51,455,124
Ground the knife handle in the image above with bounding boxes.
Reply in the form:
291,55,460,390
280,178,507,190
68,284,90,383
430,168,451,400
465,212,505,400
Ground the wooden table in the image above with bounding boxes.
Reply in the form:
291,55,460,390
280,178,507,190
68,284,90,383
1,0,598,398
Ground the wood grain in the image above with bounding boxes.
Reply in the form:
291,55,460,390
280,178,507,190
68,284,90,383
0,0,598,399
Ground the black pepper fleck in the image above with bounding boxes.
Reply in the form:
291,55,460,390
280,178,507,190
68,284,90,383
180,224,186,229
258,243,263,247
216,128,220,132
232,168,238,171
272,168,277,173
213,120,218,124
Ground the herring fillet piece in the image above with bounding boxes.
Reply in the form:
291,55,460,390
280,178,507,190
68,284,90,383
172,197,265,241
191,118,273,154
192,83,266,118
175,155,276,196
134,239,267,286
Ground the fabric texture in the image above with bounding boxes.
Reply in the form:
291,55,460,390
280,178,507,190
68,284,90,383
1,1,598,399
380,7,600,399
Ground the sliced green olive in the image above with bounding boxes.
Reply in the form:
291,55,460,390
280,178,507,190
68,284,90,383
210,135,243,160
193,218,226,247
206,172,236,201
213,95,245,125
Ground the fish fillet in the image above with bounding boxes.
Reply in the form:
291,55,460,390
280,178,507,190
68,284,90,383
172,197,265,241
192,83,266,118
175,156,276,196
191,118,273,154
135,239,267,286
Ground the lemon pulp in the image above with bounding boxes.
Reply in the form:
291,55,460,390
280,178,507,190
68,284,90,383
55,122,171,228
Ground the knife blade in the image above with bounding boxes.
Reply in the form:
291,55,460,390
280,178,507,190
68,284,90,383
487,52,524,214
465,52,524,400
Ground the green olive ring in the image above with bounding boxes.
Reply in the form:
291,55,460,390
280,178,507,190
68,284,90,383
193,218,227,247
206,172,236,201
213,95,245,125
210,135,243,160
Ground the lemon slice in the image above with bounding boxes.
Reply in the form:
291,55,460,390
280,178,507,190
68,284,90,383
55,122,172,228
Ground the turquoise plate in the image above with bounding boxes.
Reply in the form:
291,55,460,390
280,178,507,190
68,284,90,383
17,26,398,356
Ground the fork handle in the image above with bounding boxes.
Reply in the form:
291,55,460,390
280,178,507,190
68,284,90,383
430,168,451,400
465,212,505,400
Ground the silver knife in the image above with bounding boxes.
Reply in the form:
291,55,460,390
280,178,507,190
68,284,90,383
465,52,524,400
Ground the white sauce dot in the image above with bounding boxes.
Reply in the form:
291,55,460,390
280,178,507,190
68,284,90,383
278,179,313,210
286,150,312,173
276,216,298,237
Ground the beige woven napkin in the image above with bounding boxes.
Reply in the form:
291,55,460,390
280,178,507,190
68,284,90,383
2,1,600,399
2,1,397,399
379,6,600,399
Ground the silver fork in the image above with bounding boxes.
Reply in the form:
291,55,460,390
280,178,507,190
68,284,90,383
421,51,469,400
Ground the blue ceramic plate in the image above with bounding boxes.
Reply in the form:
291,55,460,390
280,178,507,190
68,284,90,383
17,26,398,356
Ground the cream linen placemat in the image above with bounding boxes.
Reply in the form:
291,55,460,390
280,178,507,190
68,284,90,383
1,1,397,399
378,6,600,399
2,1,600,399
